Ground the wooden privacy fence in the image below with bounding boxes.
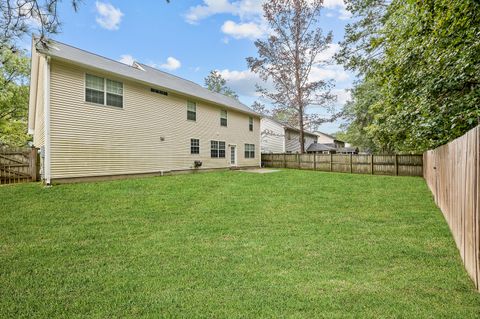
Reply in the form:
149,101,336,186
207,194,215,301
423,126,480,290
261,153,423,176
0,147,39,185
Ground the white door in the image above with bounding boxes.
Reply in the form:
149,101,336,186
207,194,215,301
230,145,237,166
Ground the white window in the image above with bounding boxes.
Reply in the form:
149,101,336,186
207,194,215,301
245,144,255,158
85,74,104,105
249,117,253,131
187,101,196,121
220,110,227,127
85,74,123,108
211,140,226,158
191,139,200,154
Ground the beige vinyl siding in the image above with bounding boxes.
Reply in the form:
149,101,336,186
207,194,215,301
316,132,335,144
33,55,46,148
48,61,260,179
285,129,317,153
260,118,285,153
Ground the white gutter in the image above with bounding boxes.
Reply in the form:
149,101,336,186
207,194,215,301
43,56,51,184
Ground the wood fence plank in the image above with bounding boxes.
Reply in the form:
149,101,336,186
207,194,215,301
423,125,480,291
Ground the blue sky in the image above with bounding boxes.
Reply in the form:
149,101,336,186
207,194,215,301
42,0,354,133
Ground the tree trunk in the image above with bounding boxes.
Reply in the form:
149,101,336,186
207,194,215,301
299,108,305,154
293,11,304,154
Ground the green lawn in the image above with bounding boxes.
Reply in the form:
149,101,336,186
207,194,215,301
1,170,479,318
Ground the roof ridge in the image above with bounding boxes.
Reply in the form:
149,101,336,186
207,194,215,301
35,38,259,116
137,62,244,107
39,38,141,71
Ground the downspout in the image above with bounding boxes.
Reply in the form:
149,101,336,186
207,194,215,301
43,56,51,185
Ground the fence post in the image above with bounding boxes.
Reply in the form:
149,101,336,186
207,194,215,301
298,153,301,169
283,153,286,168
395,154,398,176
313,153,317,171
350,154,353,173
330,153,333,172
371,154,374,175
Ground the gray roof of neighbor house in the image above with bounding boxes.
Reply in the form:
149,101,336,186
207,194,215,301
337,147,359,153
35,39,259,117
306,143,336,152
264,117,317,137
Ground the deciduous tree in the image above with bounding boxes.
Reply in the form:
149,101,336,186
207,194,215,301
337,0,480,153
204,70,238,99
247,0,337,153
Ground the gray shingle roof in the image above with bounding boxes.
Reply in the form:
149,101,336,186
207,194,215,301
306,143,336,152
337,147,359,153
36,39,259,117
265,117,317,137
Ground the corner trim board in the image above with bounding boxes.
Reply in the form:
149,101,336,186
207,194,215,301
43,56,51,184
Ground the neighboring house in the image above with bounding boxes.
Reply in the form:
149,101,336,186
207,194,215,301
315,131,345,148
337,147,359,154
313,131,358,154
306,142,336,154
260,118,318,153
28,39,260,184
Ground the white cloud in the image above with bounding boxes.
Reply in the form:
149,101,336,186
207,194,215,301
185,0,262,24
118,54,135,65
221,20,266,39
218,69,264,97
95,1,123,30
310,65,350,83
218,64,349,100
323,0,346,9
159,57,182,71
334,88,351,105
322,0,351,20
317,43,341,62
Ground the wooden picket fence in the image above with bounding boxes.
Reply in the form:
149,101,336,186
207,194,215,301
261,153,423,176
423,125,480,290
0,147,40,185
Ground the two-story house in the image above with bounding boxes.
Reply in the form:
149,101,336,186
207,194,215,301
28,39,261,184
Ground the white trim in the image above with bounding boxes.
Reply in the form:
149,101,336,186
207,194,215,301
28,40,39,134
44,56,51,184
229,144,237,167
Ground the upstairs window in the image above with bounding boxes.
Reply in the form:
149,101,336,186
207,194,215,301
211,140,226,158
191,139,200,154
245,144,255,158
85,74,105,105
187,101,196,121
85,74,123,108
249,117,253,131
220,110,227,127
106,79,123,108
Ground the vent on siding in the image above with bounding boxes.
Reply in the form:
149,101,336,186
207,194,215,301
151,88,168,96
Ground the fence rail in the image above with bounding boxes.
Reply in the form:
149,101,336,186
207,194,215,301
423,125,480,290
261,153,423,176
0,147,39,185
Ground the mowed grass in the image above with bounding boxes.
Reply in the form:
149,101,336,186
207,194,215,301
1,170,479,318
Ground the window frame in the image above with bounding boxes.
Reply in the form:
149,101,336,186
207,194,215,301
220,110,228,127
190,138,200,155
187,101,197,121
85,73,123,108
245,144,255,158
211,140,226,158
249,116,253,131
